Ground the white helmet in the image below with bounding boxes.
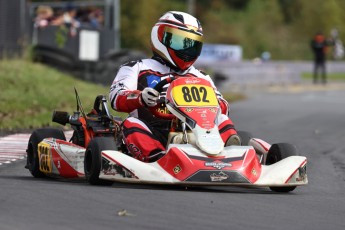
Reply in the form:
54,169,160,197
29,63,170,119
151,11,203,71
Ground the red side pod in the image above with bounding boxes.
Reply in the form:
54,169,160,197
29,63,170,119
157,147,198,181
158,147,248,182
51,139,82,178
239,149,262,183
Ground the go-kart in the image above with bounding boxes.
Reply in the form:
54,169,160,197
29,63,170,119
85,77,307,192
26,78,308,193
25,88,121,180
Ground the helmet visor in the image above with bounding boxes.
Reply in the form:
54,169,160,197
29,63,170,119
162,27,203,60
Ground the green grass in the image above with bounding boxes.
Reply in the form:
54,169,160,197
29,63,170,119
302,72,345,81
0,60,126,131
222,92,246,103
0,59,243,131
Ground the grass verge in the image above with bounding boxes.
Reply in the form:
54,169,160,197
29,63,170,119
0,60,125,131
302,72,345,81
0,59,243,132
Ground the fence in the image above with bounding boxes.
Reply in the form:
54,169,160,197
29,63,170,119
0,0,28,58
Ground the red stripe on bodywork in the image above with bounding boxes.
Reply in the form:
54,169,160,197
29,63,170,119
252,138,270,151
51,147,79,178
284,159,307,183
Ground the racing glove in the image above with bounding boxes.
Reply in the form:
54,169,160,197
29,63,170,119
141,87,159,107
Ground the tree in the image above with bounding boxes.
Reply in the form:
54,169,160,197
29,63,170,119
120,0,185,53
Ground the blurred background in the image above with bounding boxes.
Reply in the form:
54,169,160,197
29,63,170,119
1,0,345,85
1,0,345,130
1,0,345,84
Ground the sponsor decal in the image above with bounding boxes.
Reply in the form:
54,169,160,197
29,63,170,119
185,108,194,113
127,93,139,100
185,79,201,84
128,144,142,158
296,165,307,182
205,161,232,169
173,165,182,174
103,165,117,176
210,171,229,182
147,75,161,88
251,168,257,176
156,105,169,114
209,108,217,113
201,134,219,139
113,82,125,90
102,159,135,178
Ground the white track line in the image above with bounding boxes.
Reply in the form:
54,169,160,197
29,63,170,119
0,131,73,167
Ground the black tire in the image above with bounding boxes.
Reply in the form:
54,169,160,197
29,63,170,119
26,128,66,178
266,143,299,193
266,143,298,165
270,186,297,193
84,137,117,185
237,131,253,146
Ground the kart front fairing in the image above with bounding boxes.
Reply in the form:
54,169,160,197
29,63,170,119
99,144,307,186
99,77,307,187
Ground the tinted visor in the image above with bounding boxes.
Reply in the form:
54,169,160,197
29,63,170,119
162,27,203,61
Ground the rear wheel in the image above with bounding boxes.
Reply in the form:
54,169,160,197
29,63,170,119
84,137,117,185
266,143,298,193
26,128,66,178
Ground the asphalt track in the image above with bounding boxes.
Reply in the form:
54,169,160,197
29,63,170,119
1,83,345,230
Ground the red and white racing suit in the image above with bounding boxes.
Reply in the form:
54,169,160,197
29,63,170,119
109,57,238,162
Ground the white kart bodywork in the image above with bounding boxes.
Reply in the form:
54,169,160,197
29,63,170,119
90,77,308,191
99,144,308,187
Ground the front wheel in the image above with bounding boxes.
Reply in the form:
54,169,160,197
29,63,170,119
266,143,298,193
270,186,296,193
265,143,298,165
26,128,66,178
237,131,253,146
84,137,117,185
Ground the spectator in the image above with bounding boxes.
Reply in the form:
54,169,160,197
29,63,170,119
88,9,104,29
50,9,64,26
310,32,333,84
51,3,80,36
34,5,54,28
64,3,80,36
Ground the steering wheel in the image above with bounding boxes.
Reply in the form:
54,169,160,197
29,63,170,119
93,95,104,114
149,76,176,120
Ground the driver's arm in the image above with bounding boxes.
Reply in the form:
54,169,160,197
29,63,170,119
218,97,230,117
109,61,159,113
109,62,145,113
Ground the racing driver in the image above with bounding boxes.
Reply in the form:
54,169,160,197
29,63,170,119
109,11,241,162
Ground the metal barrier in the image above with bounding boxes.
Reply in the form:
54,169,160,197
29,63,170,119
0,0,28,57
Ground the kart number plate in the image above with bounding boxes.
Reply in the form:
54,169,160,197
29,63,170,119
38,142,53,173
172,84,218,106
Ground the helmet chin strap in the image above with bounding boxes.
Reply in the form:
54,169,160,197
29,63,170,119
152,54,191,74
